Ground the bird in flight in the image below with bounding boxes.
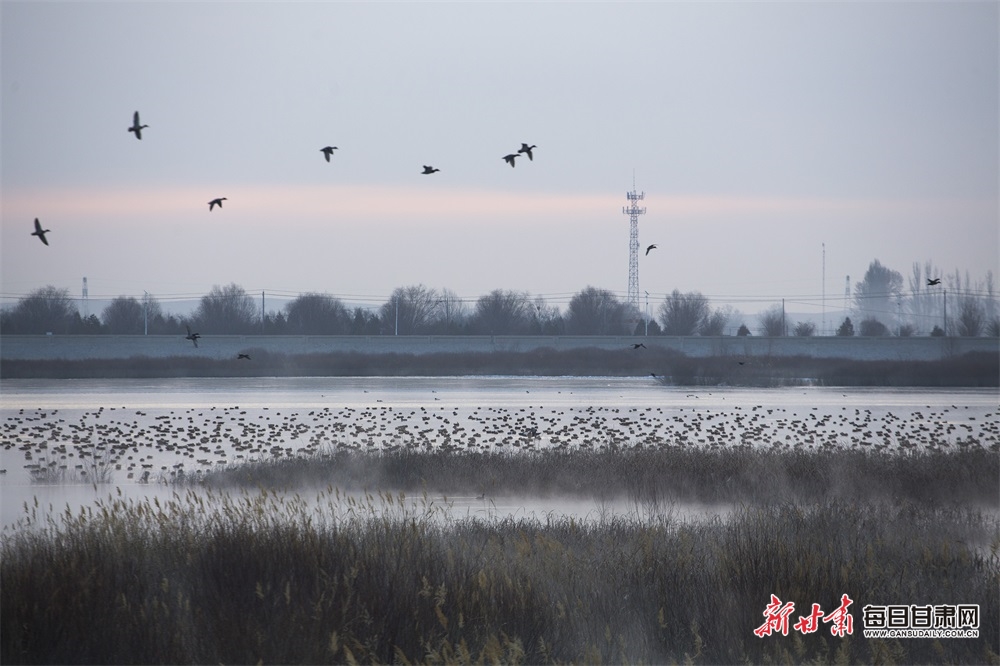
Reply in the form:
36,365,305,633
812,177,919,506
31,218,50,246
128,111,148,140
632,343,646,349
185,325,201,348
646,244,657,256
237,353,251,360
208,197,227,211
320,146,338,162
503,153,519,168
927,278,941,286
422,165,440,175
518,143,536,161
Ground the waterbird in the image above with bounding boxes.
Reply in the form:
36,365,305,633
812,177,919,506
208,197,227,211
320,146,338,162
632,343,646,349
927,278,941,286
31,218,50,246
185,325,201,348
127,111,148,140
645,244,657,256
517,143,536,160
422,165,440,175
503,153,519,168
237,353,251,360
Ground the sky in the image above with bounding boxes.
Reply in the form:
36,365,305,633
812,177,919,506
2,1,998,321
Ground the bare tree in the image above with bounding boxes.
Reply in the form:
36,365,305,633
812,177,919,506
472,289,532,334
193,283,259,334
0,286,79,334
855,259,903,323
956,297,985,337
566,286,628,335
431,288,468,334
102,295,162,334
793,321,816,337
284,293,350,334
757,304,786,336
658,290,709,336
379,284,440,335
532,296,564,334
699,306,733,336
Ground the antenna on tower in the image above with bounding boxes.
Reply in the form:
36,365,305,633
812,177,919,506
623,175,646,311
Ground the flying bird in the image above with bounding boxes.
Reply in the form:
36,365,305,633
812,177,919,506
632,343,646,350
320,146,338,162
645,244,657,256
31,218,50,246
237,353,251,360
517,143,536,161
127,111,148,140
503,153,519,168
208,197,227,211
927,278,941,286
185,325,201,348
422,165,440,174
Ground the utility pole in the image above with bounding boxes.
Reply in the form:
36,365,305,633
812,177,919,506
261,291,265,334
644,291,649,336
143,291,149,335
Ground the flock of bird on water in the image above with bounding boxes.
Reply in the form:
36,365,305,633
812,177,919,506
4,399,994,484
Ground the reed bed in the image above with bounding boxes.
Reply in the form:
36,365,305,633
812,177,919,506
196,445,1000,509
2,487,997,664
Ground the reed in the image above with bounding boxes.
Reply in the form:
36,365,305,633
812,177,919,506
194,444,1000,508
2,488,997,664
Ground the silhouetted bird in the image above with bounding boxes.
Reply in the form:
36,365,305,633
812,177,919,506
31,218,50,246
208,197,227,211
632,343,646,349
927,278,941,286
503,153,519,168
185,325,201,348
646,244,657,256
128,111,148,140
320,146,338,162
237,353,251,360
422,165,440,175
518,143,536,161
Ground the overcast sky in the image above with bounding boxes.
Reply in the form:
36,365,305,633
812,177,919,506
2,1,997,319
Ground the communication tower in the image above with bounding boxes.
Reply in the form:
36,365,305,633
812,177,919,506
623,178,646,310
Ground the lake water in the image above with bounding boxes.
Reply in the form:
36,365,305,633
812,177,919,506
2,377,997,529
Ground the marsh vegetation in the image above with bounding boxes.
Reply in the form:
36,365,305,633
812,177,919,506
3,445,998,664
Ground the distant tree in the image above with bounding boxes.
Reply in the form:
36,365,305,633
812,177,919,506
699,306,733,336
859,317,889,336
955,297,985,337
646,318,662,335
898,323,917,337
758,305,786,336
658,290,709,336
793,321,816,337
193,283,259,334
855,259,903,323
987,318,1000,338
532,297,563,334
102,296,163,334
432,289,468,334
566,287,628,335
284,293,350,334
350,308,380,335
0,286,79,334
930,325,945,337
379,284,440,335
837,317,855,337
472,289,532,335
736,323,751,337
263,310,287,334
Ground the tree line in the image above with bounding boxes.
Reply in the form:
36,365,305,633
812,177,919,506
2,260,997,337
